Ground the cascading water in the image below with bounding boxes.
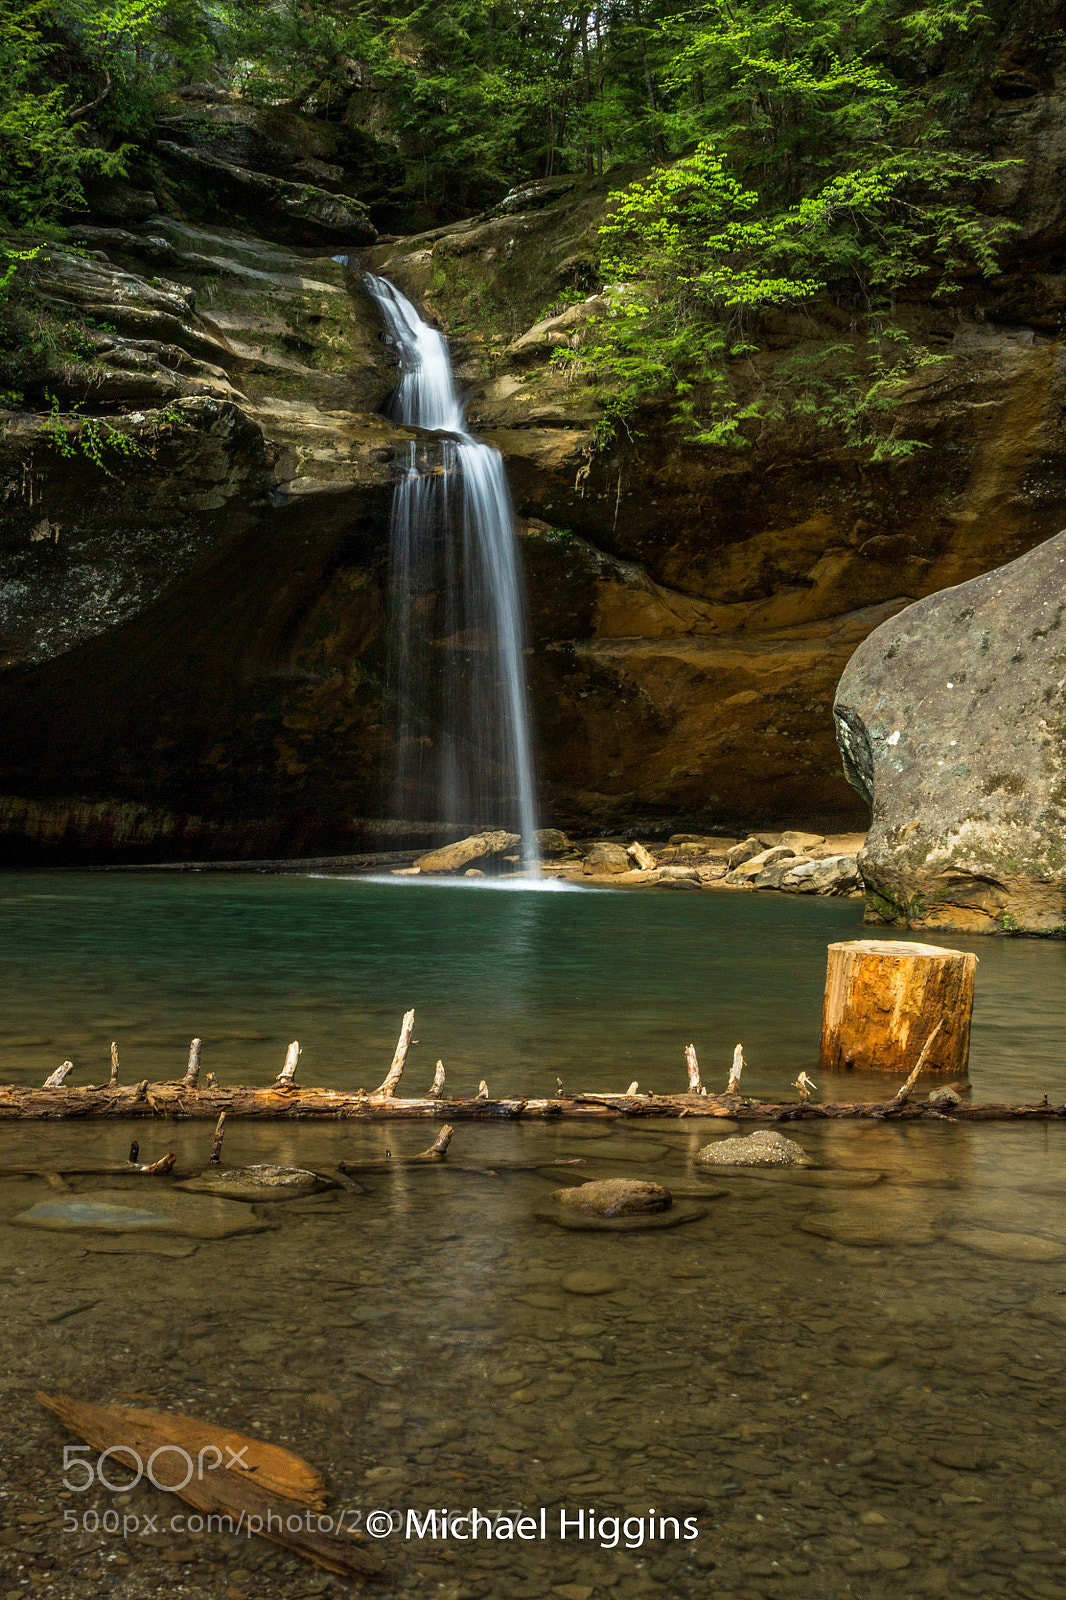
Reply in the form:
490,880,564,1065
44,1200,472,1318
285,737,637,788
365,275,540,876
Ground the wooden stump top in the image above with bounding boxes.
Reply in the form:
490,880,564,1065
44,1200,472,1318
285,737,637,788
826,939,975,962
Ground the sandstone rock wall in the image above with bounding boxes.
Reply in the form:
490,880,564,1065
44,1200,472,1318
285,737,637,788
2,51,1066,862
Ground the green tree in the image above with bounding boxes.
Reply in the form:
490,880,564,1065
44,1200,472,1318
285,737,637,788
561,0,1015,452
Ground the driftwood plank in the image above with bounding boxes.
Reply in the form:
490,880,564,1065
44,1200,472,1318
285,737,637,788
37,1392,384,1580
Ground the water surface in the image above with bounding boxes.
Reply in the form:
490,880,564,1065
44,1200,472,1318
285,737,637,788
1,877,1066,1600
0,872,1063,1102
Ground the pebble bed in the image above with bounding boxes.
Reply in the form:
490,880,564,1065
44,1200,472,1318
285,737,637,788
0,1117,1063,1600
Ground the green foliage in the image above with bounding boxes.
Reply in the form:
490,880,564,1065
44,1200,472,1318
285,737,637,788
0,0,1032,459
40,391,145,472
0,242,40,300
560,0,1017,452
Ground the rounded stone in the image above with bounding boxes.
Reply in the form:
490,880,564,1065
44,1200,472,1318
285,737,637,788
551,1178,672,1216
696,1130,815,1168
560,1270,622,1295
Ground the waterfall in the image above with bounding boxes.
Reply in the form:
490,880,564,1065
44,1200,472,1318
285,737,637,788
365,275,540,876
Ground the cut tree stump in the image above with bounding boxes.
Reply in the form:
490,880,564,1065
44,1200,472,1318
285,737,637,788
820,938,977,1076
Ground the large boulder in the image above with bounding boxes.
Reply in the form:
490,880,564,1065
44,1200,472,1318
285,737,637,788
834,529,1066,935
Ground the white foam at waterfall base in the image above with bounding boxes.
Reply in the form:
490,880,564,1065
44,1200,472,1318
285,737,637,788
365,275,541,877
311,874,590,893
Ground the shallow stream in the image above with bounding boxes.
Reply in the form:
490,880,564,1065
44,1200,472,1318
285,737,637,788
0,876,1064,1600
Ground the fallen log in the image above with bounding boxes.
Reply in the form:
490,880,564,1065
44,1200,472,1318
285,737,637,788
0,1082,1062,1121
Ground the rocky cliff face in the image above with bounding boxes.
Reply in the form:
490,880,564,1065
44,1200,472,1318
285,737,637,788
2,57,1066,863
835,530,1066,937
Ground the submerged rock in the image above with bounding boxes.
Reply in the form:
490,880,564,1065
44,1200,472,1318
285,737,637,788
834,528,1066,935
13,1191,268,1238
551,1178,672,1215
947,1227,1065,1261
799,1212,937,1248
538,1202,706,1233
560,1270,622,1295
696,1131,815,1168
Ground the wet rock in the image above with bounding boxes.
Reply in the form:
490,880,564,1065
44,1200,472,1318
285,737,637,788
178,1163,326,1200
83,177,158,220
13,1192,268,1238
414,831,521,874
778,855,860,894
582,842,631,875
552,1178,672,1216
696,1131,815,1168
834,528,1066,936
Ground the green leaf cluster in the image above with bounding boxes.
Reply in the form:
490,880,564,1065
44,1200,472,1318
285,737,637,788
560,0,1018,452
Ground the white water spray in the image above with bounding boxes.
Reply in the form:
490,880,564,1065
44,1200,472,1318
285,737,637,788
365,275,540,875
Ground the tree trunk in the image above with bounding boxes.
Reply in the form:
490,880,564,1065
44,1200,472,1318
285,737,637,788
820,939,977,1076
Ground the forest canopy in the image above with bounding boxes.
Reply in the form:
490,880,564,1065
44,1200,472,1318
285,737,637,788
0,0,1024,447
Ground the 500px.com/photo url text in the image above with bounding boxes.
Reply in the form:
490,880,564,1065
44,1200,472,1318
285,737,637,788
60,1505,700,1549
